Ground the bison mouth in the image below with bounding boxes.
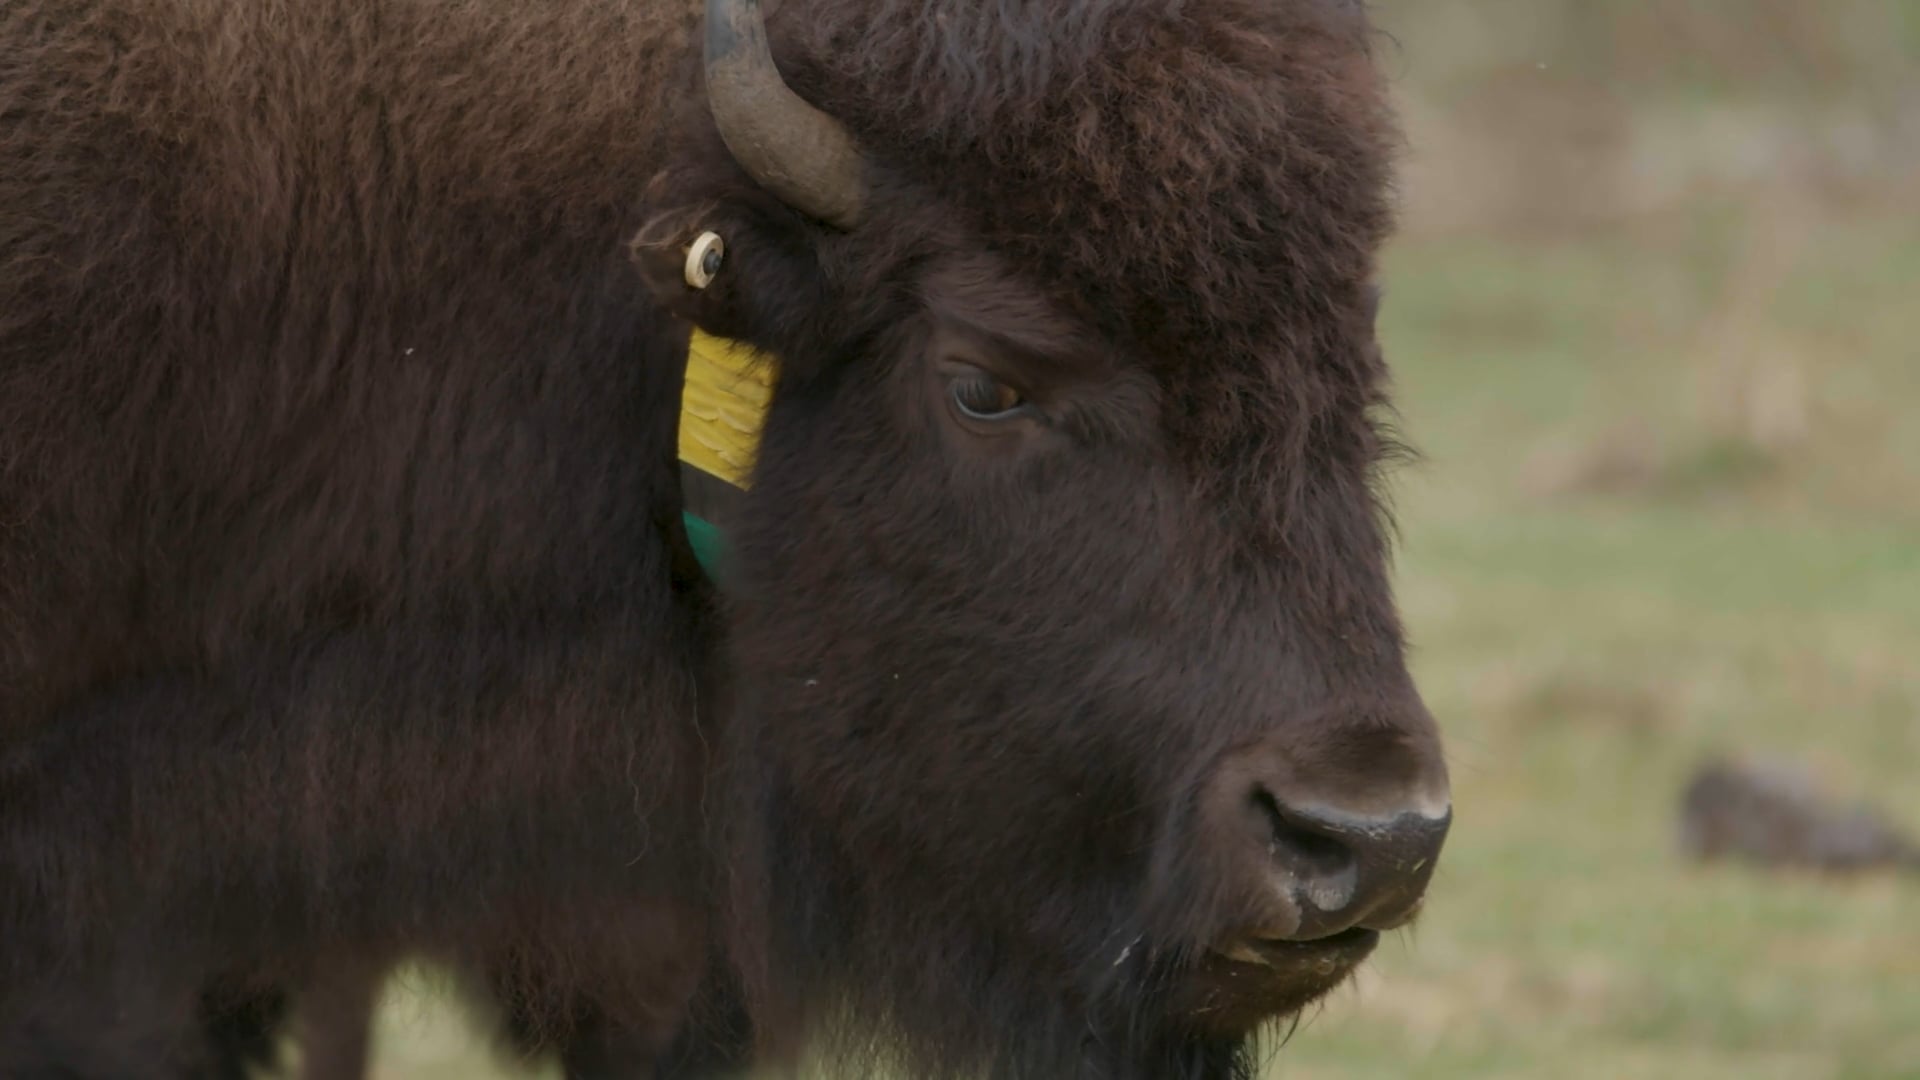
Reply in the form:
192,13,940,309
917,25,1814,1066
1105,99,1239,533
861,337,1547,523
1213,925,1380,971
1171,927,1380,1036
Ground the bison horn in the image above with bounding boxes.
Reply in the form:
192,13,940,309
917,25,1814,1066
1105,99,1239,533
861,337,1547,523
704,0,868,229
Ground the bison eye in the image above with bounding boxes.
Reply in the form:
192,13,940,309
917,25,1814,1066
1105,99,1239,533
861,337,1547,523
948,371,1027,420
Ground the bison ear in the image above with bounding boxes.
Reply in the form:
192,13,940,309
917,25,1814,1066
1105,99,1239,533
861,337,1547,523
630,205,834,361
632,219,757,340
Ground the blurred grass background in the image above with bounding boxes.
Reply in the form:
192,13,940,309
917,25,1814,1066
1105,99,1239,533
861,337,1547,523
345,2,1920,1077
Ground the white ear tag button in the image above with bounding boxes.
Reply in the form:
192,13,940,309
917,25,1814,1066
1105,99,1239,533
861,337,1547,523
684,231,726,290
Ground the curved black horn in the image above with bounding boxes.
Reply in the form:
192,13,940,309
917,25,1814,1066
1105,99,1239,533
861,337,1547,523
704,0,867,229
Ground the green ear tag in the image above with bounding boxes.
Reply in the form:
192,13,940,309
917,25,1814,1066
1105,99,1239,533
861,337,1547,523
681,510,729,581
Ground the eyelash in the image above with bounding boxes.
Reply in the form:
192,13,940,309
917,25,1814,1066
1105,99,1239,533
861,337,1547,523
948,371,1028,420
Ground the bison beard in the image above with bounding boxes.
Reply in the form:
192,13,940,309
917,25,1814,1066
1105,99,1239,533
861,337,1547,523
0,0,1441,1077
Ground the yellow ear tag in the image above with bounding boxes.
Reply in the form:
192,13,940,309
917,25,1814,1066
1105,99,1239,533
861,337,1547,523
678,328,776,578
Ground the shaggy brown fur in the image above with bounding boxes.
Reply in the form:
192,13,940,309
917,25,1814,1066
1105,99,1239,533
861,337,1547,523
0,0,1443,1077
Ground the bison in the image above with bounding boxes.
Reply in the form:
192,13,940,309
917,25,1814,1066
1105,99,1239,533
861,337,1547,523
0,0,1452,1076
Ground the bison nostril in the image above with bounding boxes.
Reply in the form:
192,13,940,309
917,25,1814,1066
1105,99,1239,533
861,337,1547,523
1240,785,1451,941
1254,787,1361,911
1196,722,1451,945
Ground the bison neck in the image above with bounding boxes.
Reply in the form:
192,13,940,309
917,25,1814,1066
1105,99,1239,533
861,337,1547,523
0,0,732,1047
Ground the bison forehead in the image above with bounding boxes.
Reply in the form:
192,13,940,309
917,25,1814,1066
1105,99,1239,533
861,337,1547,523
752,0,1401,562
777,0,1396,362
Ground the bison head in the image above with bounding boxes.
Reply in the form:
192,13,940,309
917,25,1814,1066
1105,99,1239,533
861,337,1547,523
636,0,1450,1074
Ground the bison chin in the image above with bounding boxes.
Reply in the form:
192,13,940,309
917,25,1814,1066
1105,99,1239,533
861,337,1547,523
713,778,1363,1080
1169,929,1381,1038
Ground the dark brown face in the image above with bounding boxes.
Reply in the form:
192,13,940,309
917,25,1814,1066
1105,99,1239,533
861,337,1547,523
633,2,1450,1071
640,200,1446,1076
